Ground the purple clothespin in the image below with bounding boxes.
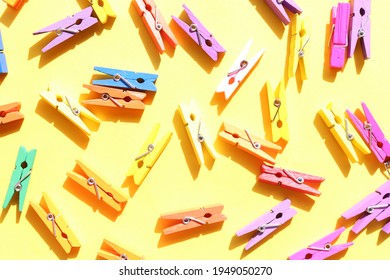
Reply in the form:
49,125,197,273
33,7,98,52
172,4,225,61
264,0,303,25
348,0,370,59
288,227,353,260
236,199,297,250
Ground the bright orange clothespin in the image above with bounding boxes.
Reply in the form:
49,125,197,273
0,102,24,125
29,192,80,254
98,239,144,260
3,0,24,9
90,0,116,24
161,204,227,235
66,159,127,212
267,80,289,142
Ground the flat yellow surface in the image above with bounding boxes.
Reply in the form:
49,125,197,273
0,0,389,260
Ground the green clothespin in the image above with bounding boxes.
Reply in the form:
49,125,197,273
3,146,37,212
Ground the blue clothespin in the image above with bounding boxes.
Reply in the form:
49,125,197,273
0,31,8,74
92,66,158,92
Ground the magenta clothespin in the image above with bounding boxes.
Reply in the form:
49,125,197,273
235,199,297,250
329,3,350,69
172,4,225,61
33,7,98,52
342,180,390,234
288,227,353,260
348,0,370,59
264,0,303,25
346,102,390,175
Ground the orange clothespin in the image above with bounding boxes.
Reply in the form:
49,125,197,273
66,159,127,212
29,192,80,254
161,204,227,235
3,0,24,9
98,239,144,260
0,102,24,125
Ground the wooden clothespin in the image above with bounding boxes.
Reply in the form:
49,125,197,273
98,239,144,260
348,0,370,59
264,0,303,25
329,3,350,69
90,0,116,24
0,102,24,125
3,0,24,9
0,30,7,74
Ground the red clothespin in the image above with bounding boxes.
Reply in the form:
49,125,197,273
348,0,370,59
329,3,350,69
0,102,24,125
258,164,324,196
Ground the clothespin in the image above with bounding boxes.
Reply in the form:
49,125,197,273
161,203,227,235
98,239,144,260
133,0,178,54
342,180,390,234
172,4,225,61
258,164,324,196
216,39,265,100
3,146,37,212
348,0,370,59
346,102,390,175
0,102,24,125
288,227,353,260
264,0,303,25
329,3,350,69
266,80,289,142
92,66,158,92
66,159,127,212
236,199,297,250
33,7,98,53
3,0,24,9
0,30,8,74
219,122,281,164
126,123,172,185
178,99,218,165
40,84,100,135
82,84,146,110
90,0,116,24
29,192,80,254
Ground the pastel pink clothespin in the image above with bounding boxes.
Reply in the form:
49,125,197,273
342,180,390,234
346,102,390,175
288,227,353,260
348,0,370,59
264,0,303,25
33,7,98,52
329,3,350,69
172,4,225,61
236,199,297,250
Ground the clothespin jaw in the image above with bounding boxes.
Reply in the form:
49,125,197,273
29,192,81,254
267,80,289,142
258,164,324,196
348,0,371,59
33,7,98,53
66,159,128,212
161,203,227,235
236,199,297,250
0,102,24,125
98,239,144,260
172,4,226,61
133,0,178,54
329,3,350,69
92,66,158,92
82,84,146,110
0,30,8,74
90,0,116,24
318,102,370,162
216,39,265,100
178,99,218,166
3,0,24,9
264,0,303,25
3,146,37,212
219,122,281,164
288,227,354,260
126,123,172,185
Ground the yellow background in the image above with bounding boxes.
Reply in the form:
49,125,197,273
0,0,389,260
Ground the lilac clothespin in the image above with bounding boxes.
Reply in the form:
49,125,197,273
264,0,303,25
348,0,371,59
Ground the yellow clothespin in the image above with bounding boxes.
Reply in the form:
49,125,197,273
178,99,218,165
90,0,116,24
288,14,311,80
127,123,172,185
318,103,370,162
267,80,289,142
98,239,144,260
29,192,80,254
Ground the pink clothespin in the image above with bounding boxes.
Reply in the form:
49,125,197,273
348,0,370,59
346,102,390,175
264,0,303,25
342,180,390,234
33,7,98,52
258,164,324,196
288,227,353,260
172,4,225,61
329,3,350,69
236,199,297,250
